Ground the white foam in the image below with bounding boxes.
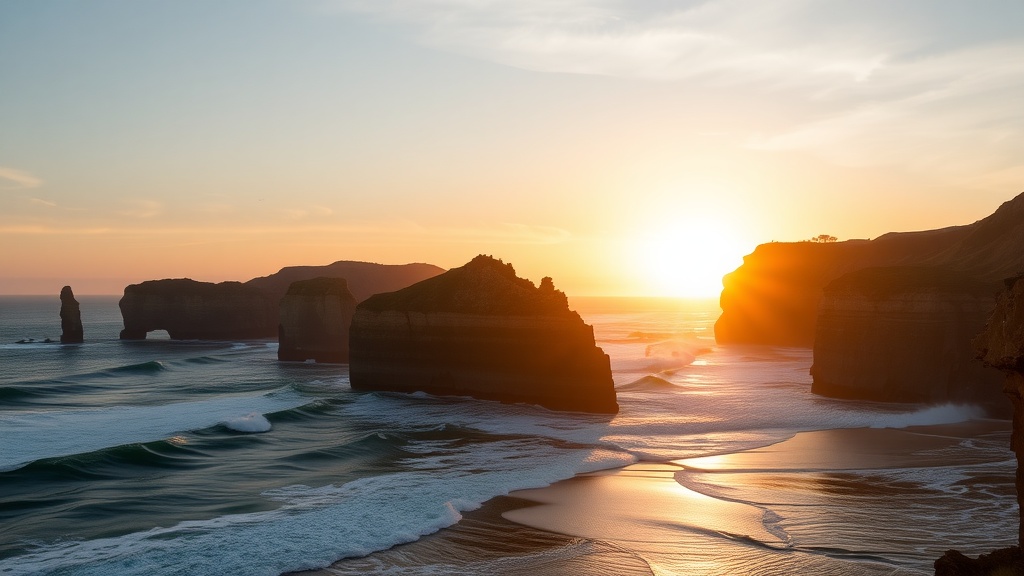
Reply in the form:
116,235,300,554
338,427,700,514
865,403,985,428
0,390,305,471
0,442,636,576
223,412,272,433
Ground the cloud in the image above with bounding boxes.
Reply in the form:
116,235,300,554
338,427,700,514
29,198,57,208
332,0,1024,180
0,167,42,190
0,221,571,244
118,199,163,219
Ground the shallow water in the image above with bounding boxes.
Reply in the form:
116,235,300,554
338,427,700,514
0,296,1013,575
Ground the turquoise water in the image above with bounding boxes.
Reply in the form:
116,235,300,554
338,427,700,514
0,296,1014,575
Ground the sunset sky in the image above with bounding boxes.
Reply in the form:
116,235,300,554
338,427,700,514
1,1,1022,296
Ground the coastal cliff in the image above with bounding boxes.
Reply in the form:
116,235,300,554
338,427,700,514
810,267,1005,412
935,276,1024,574
349,255,618,414
278,277,356,363
59,285,83,344
716,191,1024,346
119,261,443,340
119,279,272,340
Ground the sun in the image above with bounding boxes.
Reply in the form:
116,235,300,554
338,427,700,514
633,220,748,298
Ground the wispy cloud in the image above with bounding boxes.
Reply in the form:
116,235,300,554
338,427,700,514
0,221,571,244
29,198,58,208
118,199,163,219
333,0,1024,181
0,167,42,190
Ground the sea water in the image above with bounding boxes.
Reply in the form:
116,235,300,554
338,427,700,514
0,296,1014,575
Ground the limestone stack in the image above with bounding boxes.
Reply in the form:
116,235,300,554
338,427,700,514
349,255,618,414
59,285,84,343
278,277,357,363
810,267,1005,413
119,279,272,340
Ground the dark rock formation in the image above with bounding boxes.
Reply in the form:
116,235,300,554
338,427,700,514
119,279,272,340
716,192,1024,346
810,267,1005,413
246,261,444,323
278,277,356,363
59,285,83,343
349,255,618,414
119,261,444,340
935,547,1024,575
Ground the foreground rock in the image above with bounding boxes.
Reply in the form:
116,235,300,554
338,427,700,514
59,285,83,343
278,277,356,363
811,267,1005,414
119,261,443,340
349,255,618,414
119,279,272,340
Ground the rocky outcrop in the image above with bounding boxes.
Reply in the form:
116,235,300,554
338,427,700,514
716,192,1024,346
59,286,83,343
933,276,1024,574
810,267,1005,413
349,255,618,414
119,279,272,340
119,261,444,340
277,277,356,363
246,261,444,325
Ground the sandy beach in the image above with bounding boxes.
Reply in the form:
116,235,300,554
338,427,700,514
308,420,1013,576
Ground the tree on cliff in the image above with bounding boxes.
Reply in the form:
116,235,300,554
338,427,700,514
811,234,838,243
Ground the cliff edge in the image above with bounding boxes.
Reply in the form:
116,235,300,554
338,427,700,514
349,255,618,414
716,192,1024,346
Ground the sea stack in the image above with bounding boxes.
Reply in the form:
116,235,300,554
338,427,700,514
278,277,357,363
935,275,1024,573
349,255,618,414
59,285,84,343
810,267,1005,413
119,279,272,340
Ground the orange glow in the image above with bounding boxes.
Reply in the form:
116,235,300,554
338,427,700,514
631,219,748,298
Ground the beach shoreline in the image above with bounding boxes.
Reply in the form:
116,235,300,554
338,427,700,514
301,419,1013,576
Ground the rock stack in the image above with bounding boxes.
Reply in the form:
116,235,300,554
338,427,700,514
349,255,618,414
278,277,357,363
59,285,84,343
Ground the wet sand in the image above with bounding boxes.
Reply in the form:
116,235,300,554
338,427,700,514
300,421,1013,576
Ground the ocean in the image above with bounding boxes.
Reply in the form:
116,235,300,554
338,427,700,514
0,295,1014,575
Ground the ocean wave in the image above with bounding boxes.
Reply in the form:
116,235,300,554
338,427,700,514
0,389,309,472
0,445,636,576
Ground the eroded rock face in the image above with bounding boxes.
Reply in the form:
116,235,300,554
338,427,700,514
349,255,618,414
716,191,1024,346
119,279,272,340
59,285,83,344
811,267,1006,414
119,261,444,341
278,277,356,363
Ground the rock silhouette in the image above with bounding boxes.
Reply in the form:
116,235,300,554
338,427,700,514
278,277,357,363
349,255,618,414
59,285,83,344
